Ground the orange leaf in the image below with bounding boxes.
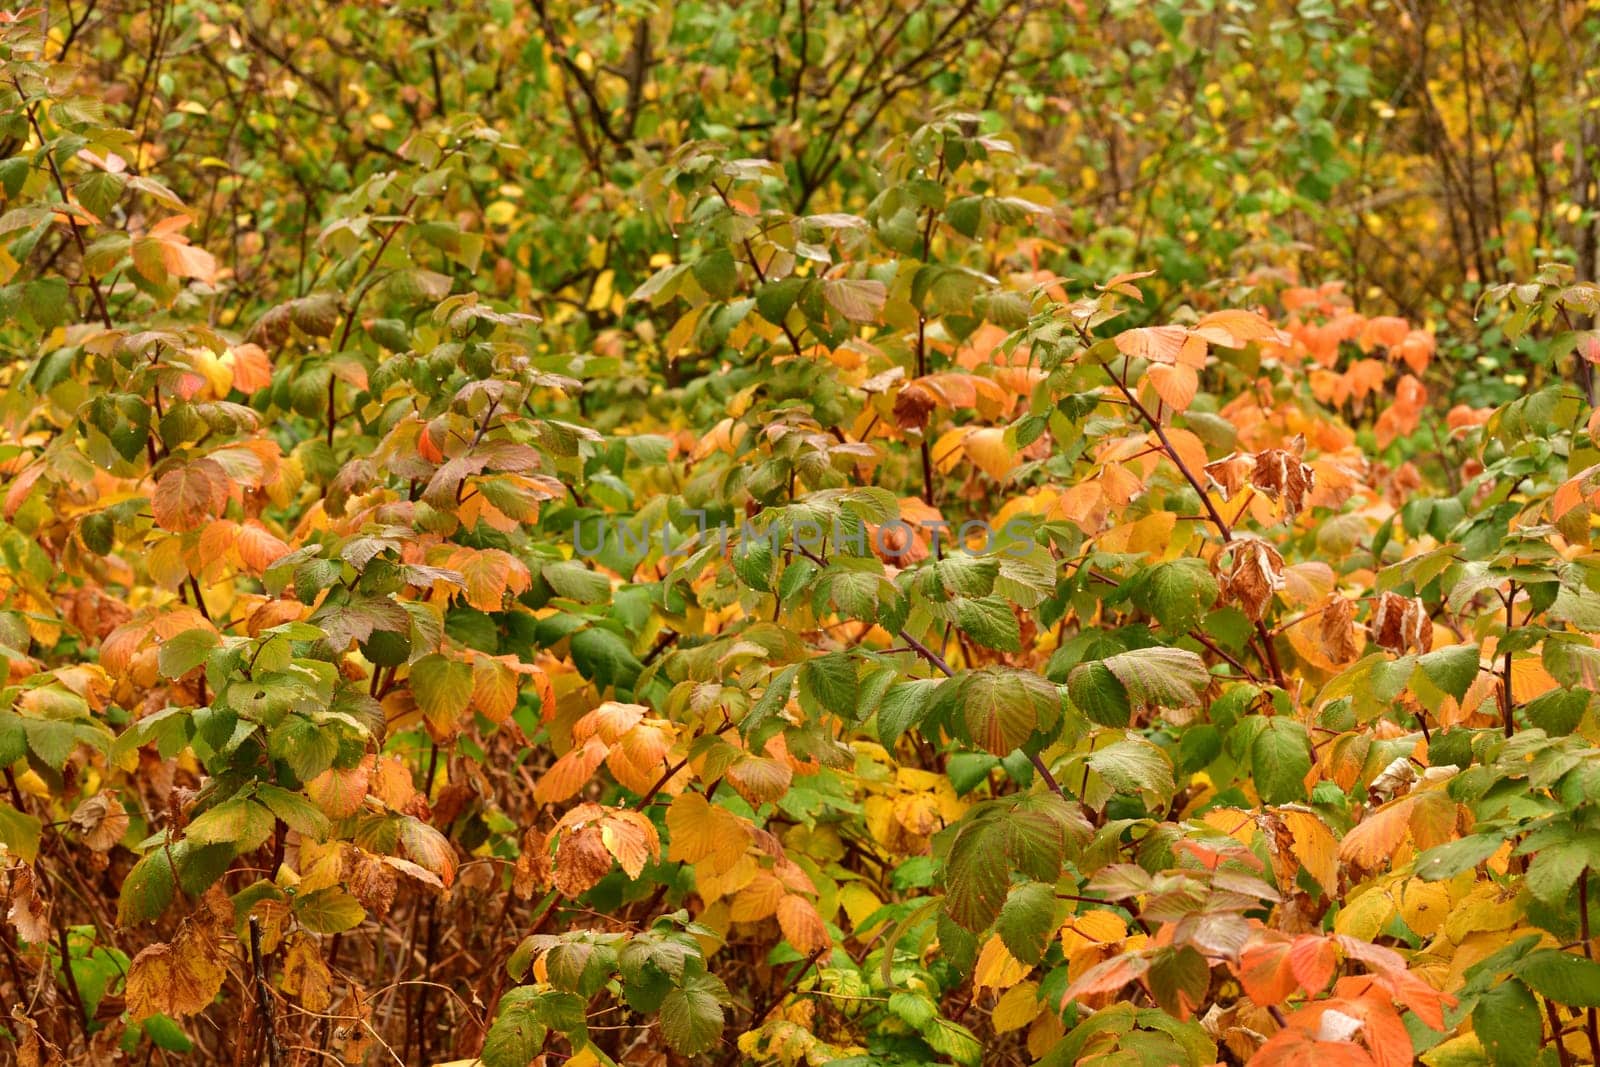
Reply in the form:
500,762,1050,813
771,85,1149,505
153,459,230,532
776,894,829,954
535,736,608,805
1115,325,1189,363
1193,309,1290,348
1147,361,1198,411
1337,795,1415,870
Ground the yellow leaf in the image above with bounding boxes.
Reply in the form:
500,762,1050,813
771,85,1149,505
1398,878,1452,937
993,979,1042,1033
1444,883,1523,944
1096,511,1177,557
1279,808,1338,895
838,882,883,931
1027,1012,1066,1060
962,427,1017,482
1421,1033,1486,1067
1333,881,1396,940
587,269,615,312
599,809,660,879
126,940,226,1019
1061,909,1127,960
281,935,333,1012
730,871,786,922
974,933,1031,991
666,792,746,876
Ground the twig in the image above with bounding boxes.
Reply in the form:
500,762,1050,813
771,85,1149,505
249,916,284,1067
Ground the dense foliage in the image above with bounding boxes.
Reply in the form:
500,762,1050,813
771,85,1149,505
3,1,1600,1065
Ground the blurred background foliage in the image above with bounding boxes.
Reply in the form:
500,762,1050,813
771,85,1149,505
42,0,1600,408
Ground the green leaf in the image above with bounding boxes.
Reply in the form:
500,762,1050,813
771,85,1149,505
744,664,798,735
294,888,366,934
185,798,276,853
943,818,1011,930
996,882,1057,964
270,716,339,783
0,711,25,766
0,801,42,864
481,991,549,1067
140,1015,195,1053
1249,718,1312,804
119,848,177,925
1135,560,1219,633
1068,662,1132,727
877,678,941,748
801,652,858,718
542,560,612,603
1087,738,1175,801
1101,647,1209,709
1527,841,1600,905
1472,979,1541,1067
1416,645,1480,702
1416,834,1505,882
921,1016,982,1066
548,940,620,997
24,717,110,770
157,628,220,679
888,990,937,1028
410,653,473,728
732,536,776,592
1543,638,1600,689
954,596,1021,652
659,969,727,1055
570,627,642,692
255,784,331,841
953,667,1058,756
1516,949,1600,1007
692,248,738,301
1147,946,1211,1019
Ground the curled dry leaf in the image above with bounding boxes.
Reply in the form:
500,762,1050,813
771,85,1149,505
70,793,129,851
1204,453,1254,500
1250,447,1315,517
5,865,50,944
347,849,399,917
552,825,613,898
1369,591,1433,655
1219,536,1286,621
513,826,553,900
1317,595,1363,665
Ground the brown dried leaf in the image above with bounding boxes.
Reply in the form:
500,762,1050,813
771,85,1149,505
1203,454,1253,500
347,850,398,917
1370,591,1433,654
5,865,50,944
1249,447,1315,517
1317,595,1362,665
553,826,613,898
70,794,129,852
1219,537,1285,622
513,826,553,900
